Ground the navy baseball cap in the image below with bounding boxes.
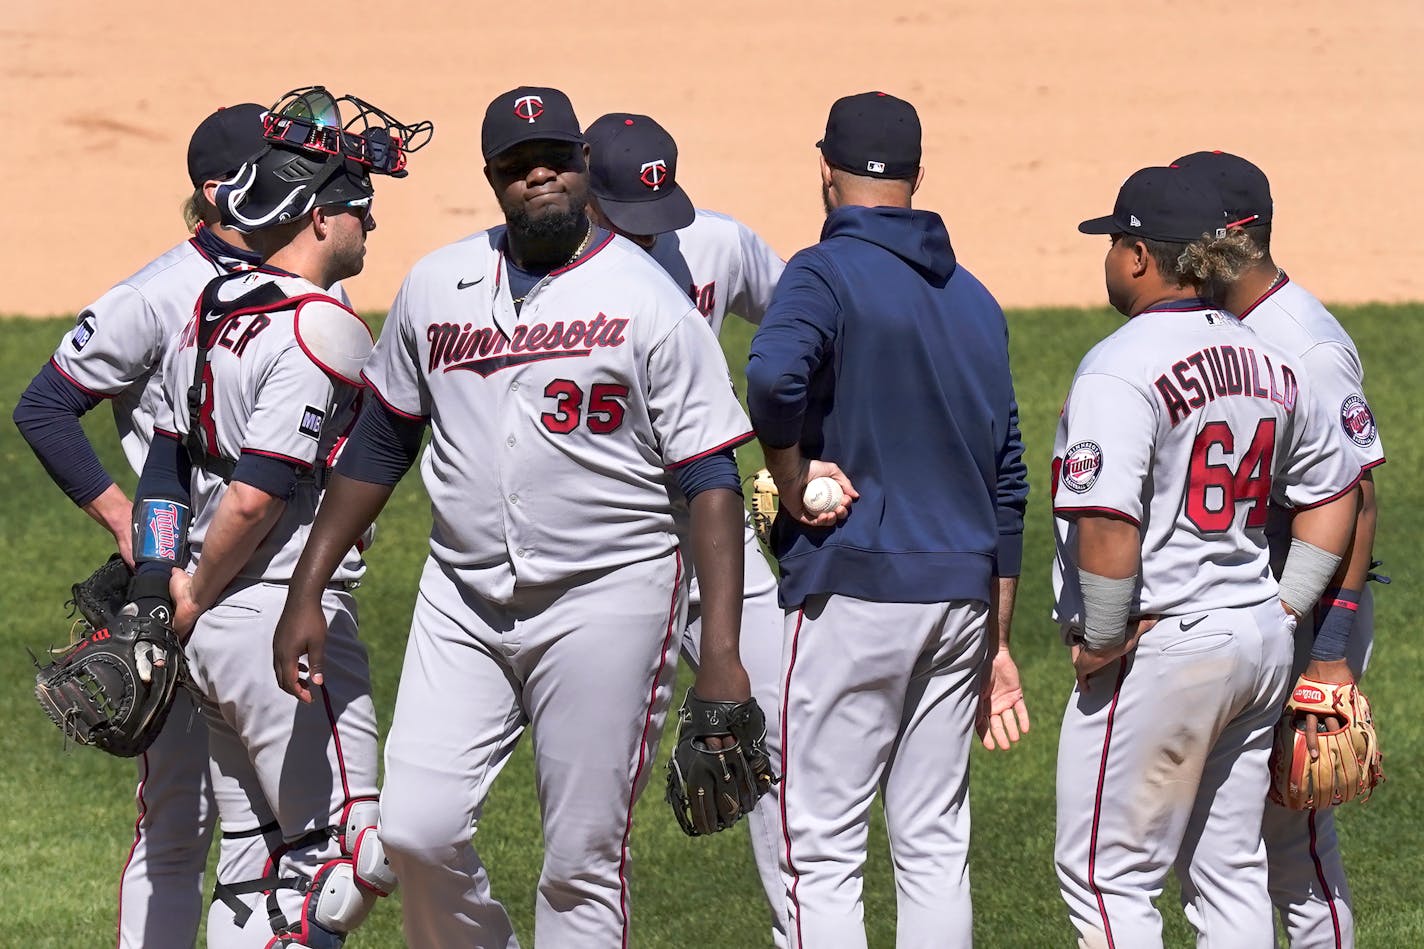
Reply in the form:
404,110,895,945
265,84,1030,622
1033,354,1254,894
1171,151,1273,227
481,86,584,161
1078,166,1228,243
585,113,695,236
187,103,266,187
817,92,921,179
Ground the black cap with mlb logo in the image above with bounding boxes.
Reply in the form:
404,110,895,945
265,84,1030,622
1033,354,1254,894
817,91,922,180
481,86,585,161
1078,166,1228,243
187,103,267,187
1170,151,1273,227
585,113,696,237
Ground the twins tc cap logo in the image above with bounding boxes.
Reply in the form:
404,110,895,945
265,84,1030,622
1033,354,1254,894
1340,394,1377,447
639,159,668,191
513,95,544,124
1061,440,1103,494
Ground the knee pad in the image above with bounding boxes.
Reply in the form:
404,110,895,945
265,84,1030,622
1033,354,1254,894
338,797,398,895
262,859,375,948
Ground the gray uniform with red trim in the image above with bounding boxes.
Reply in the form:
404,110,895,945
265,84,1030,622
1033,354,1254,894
648,207,790,946
364,227,753,948
151,269,378,948
1243,276,1384,949
1050,301,1360,948
47,233,244,949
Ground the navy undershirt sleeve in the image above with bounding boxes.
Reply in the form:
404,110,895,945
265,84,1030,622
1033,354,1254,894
675,448,741,501
335,397,427,486
134,431,192,577
233,451,301,499
12,361,112,506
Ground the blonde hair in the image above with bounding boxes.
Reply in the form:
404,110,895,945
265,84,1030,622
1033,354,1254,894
1177,227,1264,286
181,187,221,232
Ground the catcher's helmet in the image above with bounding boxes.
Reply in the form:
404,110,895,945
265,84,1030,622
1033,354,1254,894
217,86,433,233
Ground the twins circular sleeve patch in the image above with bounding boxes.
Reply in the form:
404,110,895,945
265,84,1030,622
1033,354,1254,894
1061,440,1103,494
1340,394,1377,447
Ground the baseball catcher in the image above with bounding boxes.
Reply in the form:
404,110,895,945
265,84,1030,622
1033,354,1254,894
32,556,187,757
666,689,777,836
1269,675,1383,810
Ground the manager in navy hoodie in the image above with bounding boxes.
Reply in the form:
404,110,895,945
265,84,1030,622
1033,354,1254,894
746,92,1030,949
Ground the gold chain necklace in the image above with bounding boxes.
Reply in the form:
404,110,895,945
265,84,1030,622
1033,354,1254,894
511,222,595,305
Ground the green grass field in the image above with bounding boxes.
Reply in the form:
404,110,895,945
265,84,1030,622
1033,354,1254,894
2,304,1419,947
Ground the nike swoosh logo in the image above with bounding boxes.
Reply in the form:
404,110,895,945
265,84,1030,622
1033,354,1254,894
1180,615,1209,631
456,277,484,290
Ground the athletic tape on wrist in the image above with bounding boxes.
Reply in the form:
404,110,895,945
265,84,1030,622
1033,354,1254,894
1079,570,1135,651
1278,538,1342,617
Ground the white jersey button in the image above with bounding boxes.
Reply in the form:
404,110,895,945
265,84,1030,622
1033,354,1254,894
509,494,519,504
510,382,520,391
506,436,516,447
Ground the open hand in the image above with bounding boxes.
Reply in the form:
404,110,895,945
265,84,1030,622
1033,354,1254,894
977,649,1030,750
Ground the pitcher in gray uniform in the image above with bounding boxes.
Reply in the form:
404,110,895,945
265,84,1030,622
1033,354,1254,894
12,103,269,949
584,110,791,946
273,85,762,949
129,86,427,948
1175,150,1384,949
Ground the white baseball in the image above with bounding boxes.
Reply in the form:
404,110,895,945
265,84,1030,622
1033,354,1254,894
802,476,844,515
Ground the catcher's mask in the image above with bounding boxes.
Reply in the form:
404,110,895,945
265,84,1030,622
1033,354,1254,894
217,86,433,233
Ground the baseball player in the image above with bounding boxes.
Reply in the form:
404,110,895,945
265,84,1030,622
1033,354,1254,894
271,86,760,948
1175,150,1384,948
745,92,1031,949
583,110,790,944
1053,165,1362,948
129,86,424,947
11,103,269,949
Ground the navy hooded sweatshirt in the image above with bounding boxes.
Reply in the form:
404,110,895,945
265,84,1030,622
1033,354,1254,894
746,205,1028,609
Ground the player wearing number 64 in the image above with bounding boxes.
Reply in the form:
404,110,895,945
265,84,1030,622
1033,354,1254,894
1049,165,1362,948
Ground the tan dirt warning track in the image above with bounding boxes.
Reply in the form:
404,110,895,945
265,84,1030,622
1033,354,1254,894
1,1,1419,318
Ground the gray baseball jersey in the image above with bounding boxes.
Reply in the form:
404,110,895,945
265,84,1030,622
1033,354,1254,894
1051,302,1360,626
50,237,246,474
645,208,784,336
361,228,753,604
1240,275,1382,948
152,270,366,584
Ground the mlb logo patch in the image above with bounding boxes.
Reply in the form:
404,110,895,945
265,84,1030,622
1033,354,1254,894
866,160,886,174
1061,440,1103,494
71,312,97,352
298,405,326,440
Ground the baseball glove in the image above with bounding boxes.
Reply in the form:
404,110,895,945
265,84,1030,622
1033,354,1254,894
666,689,777,836
33,559,187,757
1268,676,1383,810
748,468,778,544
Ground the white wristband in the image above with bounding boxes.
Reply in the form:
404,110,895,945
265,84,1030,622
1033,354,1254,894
1278,539,1342,616
1079,570,1136,651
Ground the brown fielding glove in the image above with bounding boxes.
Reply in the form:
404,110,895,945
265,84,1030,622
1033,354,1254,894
665,690,778,836
1268,675,1383,810
748,468,778,544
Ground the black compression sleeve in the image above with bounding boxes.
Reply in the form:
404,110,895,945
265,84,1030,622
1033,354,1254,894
12,362,111,506
335,396,426,486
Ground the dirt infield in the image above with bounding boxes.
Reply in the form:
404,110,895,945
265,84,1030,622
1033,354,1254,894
1,1,1418,317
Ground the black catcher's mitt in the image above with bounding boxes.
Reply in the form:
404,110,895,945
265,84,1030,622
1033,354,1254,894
69,553,132,629
33,559,186,757
666,690,777,836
